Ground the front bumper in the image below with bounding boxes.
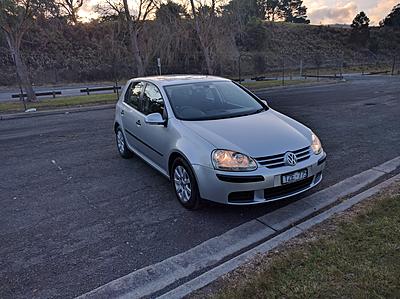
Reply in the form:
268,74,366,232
192,152,326,205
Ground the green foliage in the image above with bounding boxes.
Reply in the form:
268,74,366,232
155,1,188,23
382,4,400,28
350,11,370,47
351,11,370,30
238,17,268,51
0,0,58,30
282,0,310,24
263,0,309,23
222,0,265,24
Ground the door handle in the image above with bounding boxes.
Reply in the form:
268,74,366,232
121,110,125,116
136,120,141,126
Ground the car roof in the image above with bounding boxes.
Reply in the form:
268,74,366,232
131,75,231,87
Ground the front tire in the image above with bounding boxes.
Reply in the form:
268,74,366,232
116,127,133,159
171,158,201,210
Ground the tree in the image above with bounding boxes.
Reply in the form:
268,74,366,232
263,0,309,23
189,0,219,74
283,0,309,23
278,0,310,24
382,4,400,28
239,17,268,51
0,0,48,102
264,0,280,21
154,1,190,72
56,0,85,25
222,0,264,24
351,11,370,30
351,11,370,46
105,0,157,76
155,0,188,22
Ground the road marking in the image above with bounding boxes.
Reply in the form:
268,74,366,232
76,156,400,299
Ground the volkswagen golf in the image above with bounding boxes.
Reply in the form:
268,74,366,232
114,75,326,209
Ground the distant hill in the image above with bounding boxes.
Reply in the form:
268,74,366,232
0,21,398,86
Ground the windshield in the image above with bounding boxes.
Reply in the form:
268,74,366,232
164,81,266,121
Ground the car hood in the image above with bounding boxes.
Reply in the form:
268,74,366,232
181,109,312,157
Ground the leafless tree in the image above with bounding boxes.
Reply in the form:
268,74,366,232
189,0,219,74
56,0,84,24
0,0,38,101
118,0,158,76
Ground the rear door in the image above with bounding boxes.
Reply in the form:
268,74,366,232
121,81,145,152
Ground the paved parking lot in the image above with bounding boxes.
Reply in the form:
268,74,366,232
1,75,399,299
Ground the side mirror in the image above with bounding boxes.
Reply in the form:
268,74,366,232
144,113,166,125
260,98,268,106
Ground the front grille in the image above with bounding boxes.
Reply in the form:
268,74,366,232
264,177,314,199
254,146,311,169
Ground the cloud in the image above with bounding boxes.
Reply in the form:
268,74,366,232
308,2,358,24
368,0,398,25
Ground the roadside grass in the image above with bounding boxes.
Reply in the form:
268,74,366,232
211,187,400,299
0,79,334,114
0,93,117,113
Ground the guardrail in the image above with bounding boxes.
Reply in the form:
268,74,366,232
12,91,62,99
302,74,343,79
363,70,390,75
80,86,121,95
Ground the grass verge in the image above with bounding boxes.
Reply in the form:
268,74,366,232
0,93,117,114
205,184,400,298
0,79,334,114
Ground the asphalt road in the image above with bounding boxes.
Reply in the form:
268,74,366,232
1,76,399,299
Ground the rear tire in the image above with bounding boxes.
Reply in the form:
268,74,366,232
171,158,201,210
116,127,133,159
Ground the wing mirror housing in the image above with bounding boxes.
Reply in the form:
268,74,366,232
144,113,166,125
260,98,268,106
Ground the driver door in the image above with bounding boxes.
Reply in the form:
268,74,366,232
121,81,145,152
135,82,169,168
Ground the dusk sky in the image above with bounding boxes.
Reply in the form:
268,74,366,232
80,0,398,25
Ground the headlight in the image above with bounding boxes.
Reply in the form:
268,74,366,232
311,133,322,155
212,150,257,171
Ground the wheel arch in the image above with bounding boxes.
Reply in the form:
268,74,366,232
114,122,121,133
168,151,200,185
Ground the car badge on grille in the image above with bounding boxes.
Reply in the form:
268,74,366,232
284,152,297,166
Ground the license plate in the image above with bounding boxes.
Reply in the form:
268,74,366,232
281,169,308,185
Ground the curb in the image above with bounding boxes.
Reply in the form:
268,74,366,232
161,173,400,299
76,156,400,299
0,104,115,121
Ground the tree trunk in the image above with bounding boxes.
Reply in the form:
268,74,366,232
202,45,213,75
131,28,145,76
122,0,145,77
189,0,214,75
5,33,37,102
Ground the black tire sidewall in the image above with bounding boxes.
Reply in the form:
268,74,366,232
171,158,201,210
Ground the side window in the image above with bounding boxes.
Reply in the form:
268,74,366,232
142,83,165,116
124,81,143,110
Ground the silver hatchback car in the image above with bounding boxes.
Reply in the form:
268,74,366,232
114,75,326,209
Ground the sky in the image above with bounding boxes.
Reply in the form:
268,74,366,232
80,0,398,25
305,0,398,25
